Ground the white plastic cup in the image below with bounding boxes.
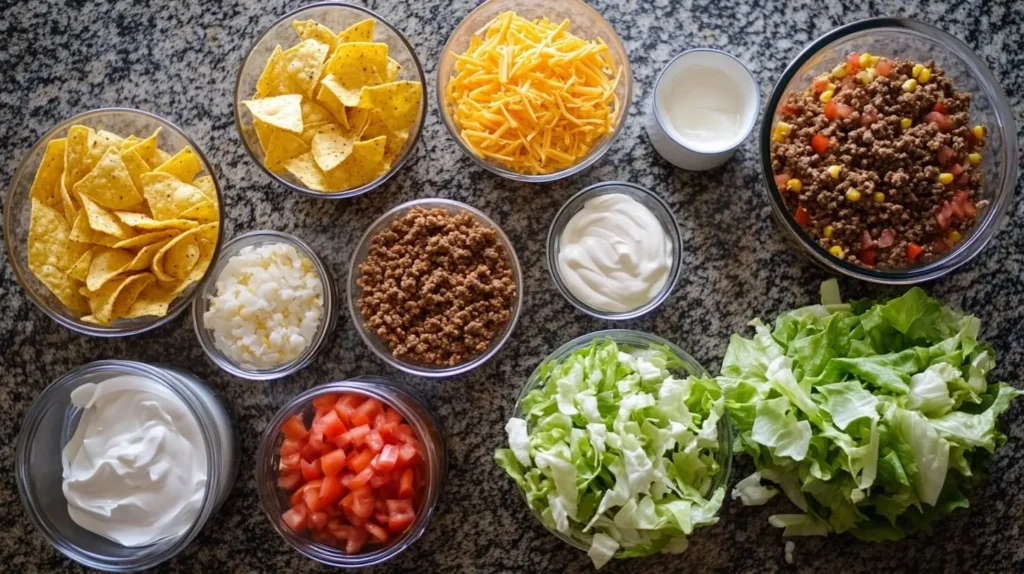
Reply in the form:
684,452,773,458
645,49,759,171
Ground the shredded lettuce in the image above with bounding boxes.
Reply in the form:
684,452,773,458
496,339,728,568
720,279,1021,540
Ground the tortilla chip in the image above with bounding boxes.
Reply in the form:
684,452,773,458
69,210,119,246
191,175,218,206
356,81,422,133
86,248,135,291
73,147,144,209
128,128,163,168
88,273,156,324
81,195,135,239
178,200,218,223
92,130,125,159
59,178,78,223
29,138,67,212
299,120,332,145
119,147,151,194
293,20,338,56
311,124,355,172
127,239,171,271
280,39,330,98
64,125,97,190
283,152,329,191
326,135,388,191
314,79,349,128
111,229,179,249
321,43,389,99
140,172,210,220
28,198,72,271
36,264,90,314
120,135,141,150
67,247,95,282
385,57,401,82
337,19,375,43
243,94,304,134
114,210,199,231
319,73,363,109
152,222,218,282
154,145,203,183
363,109,410,158
264,130,310,173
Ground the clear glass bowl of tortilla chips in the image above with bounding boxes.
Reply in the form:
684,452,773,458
4,108,223,337
437,0,632,182
235,3,427,199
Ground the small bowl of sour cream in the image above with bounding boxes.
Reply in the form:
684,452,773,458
645,49,759,171
546,181,682,320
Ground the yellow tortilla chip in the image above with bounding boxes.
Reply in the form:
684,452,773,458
73,147,144,209
293,20,338,55
299,120,332,145
126,239,213,319
152,222,218,281
311,124,355,172
88,273,156,324
111,229,179,249
92,130,125,159
326,135,388,191
154,145,203,183
314,78,349,128
385,57,401,82
140,172,210,221
37,264,90,314
127,239,171,271
86,248,135,291
114,210,199,231
70,210,119,246
81,195,135,239
64,125,97,190
59,178,78,223
321,43,389,97
67,247,95,282
337,19,375,43
256,46,293,97
243,94,304,134
264,130,311,173
178,200,218,223
30,138,67,212
357,81,422,132
192,175,218,206
128,128,163,168
120,147,151,194
283,153,329,191
302,99,334,125
319,73,363,108
28,198,72,271
281,39,330,98
363,109,410,158
119,135,141,150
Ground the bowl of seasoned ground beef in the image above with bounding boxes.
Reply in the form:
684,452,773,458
760,18,1016,284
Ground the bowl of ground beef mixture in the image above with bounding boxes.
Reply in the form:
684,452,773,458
760,18,1016,284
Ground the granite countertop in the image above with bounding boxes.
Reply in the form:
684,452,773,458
2,0,1023,572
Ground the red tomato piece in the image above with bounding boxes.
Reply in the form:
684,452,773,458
301,458,324,481
365,522,389,543
823,100,837,120
310,511,329,530
780,103,800,116
282,415,309,441
395,424,417,443
300,442,321,463
280,438,302,458
290,479,321,507
312,393,340,412
812,78,831,93
906,242,924,263
811,133,829,155
374,445,399,472
349,466,376,491
835,103,854,119
376,421,400,444
398,468,415,499
277,470,303,491
933,100,949,114
351,488,376,519
345,526,368,554
774,173,791,190
860,109,879,127
351,398,383,427
318,410,347,440
858,247,876,266
374,511,390,525
280,452,301,472
311,528,336,546
879,229,895,248
328,519,350,539
937,145,956,165
937,202,954,229
365,430,385,453
875,59,893,77
386,499,416,534
282,504,309,532
304,483,325,512
373,411,388,429
966,131,979,149
308,428,325,452
949,198,965,219
923,111,954,132
319,472,345,506
793,207,811,226
397,444,422,469
340,472,355,489
860,230,874,251
348,449,376,473
846,52,861,73
950,163,963,177
369,472,391,490
383,408,403,425
320,449,347,476
339,425,371,449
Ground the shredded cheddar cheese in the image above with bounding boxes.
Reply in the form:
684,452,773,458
444,12,622,175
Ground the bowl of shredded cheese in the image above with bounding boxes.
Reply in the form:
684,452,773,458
437,0,631,182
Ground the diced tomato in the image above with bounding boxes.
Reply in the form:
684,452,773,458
950,163,964,177
383,408,403,425
301,458,324,481
280,438,302,458
858,247,876,266
311,528,337,546
395,424,417,443
376,421,400,444
923,111,955,132
933,100,949,114
953,172,970,189
343,508,367,527
350,488,376,519
369,472,392,490
282,504,309,532
280,452,301,472
839,76,857,93
879,228,895,248
966,131,979,149
906,242,924,263
774,173,791,190
780,103,800,116
319,472,345,506
338,425,371,449
278,470,303,491
320,449,347,476
860,109,879,127
300,442,321,462
875,59,893,77
374,445,400,472
811,133,829,155
351,398,383,428
374,511,390,525
312,393,340,413
365,430,385,453
290,479,322,507
282,415,309,441
334,394,363,426
386,499,416,534
365,522,389,543
846,52,861,73
308,428,325,452
935,237,953,253
310,511,329,530
962,196,977,217
398,468,416,499
937,145,956,165
949,198,965,219
340,472,355,489
349,466,376,491
953,191,976,217
328,519,350,539
859,231,874,250
345,526,368,555
812,78,831,93
396,443,422,469
317,410,347,440
348,449,376,473
936,202,954,229
823,99,837,120
304,483,325,512
373,411,388,429
835,103,854,119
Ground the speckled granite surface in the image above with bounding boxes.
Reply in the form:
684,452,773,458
2,0,1023,572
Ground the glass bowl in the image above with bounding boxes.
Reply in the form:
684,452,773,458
347,198,523,378
234,2,427,199
759,18,1018,284
255,377,446,567
15,360,238,571
510,329,733,554
4,108,224,336
546,181,682,320
436,0,632,183
192,230,338,381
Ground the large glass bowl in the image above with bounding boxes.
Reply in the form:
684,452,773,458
436,0,632,183
510,329,733,556
347,198,523,378
759,18,1017,284
234,2,427,199
3,108,224,336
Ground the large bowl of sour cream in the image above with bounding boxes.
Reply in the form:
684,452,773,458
546,181,682,320
15,360,237,571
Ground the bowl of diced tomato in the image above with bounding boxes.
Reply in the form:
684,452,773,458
255,377,446,567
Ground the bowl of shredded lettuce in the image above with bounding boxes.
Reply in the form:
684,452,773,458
495,330,732,569
722,279,1021,542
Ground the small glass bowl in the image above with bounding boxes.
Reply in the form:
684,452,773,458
255,377,446,567
347,198,523,378
510,330,733,556
760,18,1017,284
234,2,427,199
15,360,238,571
436,0,632,182
192,230,338,380
4,108,224,336
546,181,682,320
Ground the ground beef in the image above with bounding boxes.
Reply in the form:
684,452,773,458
771,55,987,269
357,207,517,367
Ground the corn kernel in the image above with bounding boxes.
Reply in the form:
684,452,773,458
972,125,985,139
823,225,834,238
968,152,982,165
819,89,835,103
918,67,932,84
870,55,881,66
912,64,923,78
775,122,793,135
829,245,845,258
827,165,842,180
938,173,954,184
787,178,803,192
826,82,836,92
949,231,963,243
832,64,848,78
900,118,912,129
874,192,885,203
846,189,862,202
902,79,918,92
859,52,872,68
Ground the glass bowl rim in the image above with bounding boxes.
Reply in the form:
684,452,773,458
346,197,524,378
545,181,683,320
232,1,428,200
3,107,225,337
434,0,633,183
758,17,1019,285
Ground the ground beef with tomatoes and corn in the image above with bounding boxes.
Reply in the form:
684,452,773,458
770,51,988,269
